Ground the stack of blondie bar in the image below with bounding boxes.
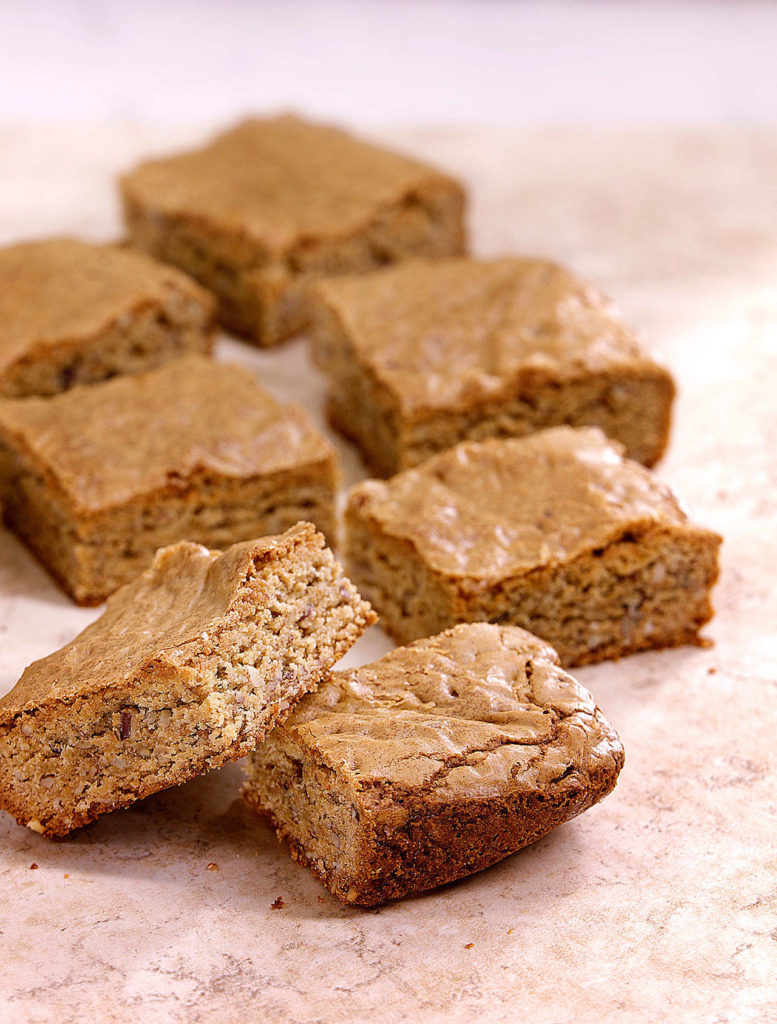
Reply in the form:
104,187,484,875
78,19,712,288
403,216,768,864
0,115,720,905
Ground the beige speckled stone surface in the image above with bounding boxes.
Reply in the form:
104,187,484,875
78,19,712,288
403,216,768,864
1,124,776,1024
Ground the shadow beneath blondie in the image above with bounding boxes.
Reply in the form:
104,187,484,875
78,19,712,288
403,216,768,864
6,751,578,914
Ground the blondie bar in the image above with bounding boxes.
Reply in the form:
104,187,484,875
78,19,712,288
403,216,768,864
121,115,467,346
312,257,674,474
0,355,339,604
244,623,624,905
0,238,215,397
344,427,721,665
0,524,375,837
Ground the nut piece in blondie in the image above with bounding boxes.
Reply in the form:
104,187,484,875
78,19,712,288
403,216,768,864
121,115,467,346
0,523,375,837
344,427,721,665
244,623,624,905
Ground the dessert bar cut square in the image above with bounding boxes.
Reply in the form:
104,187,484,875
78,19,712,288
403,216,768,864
120,115,467,346
0,237,215,397
0,523,375,837
0,354,340,604
344,427,721,665
312,257,674,474
244,623,624,905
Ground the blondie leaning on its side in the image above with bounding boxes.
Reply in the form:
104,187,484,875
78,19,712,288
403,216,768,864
244,623,624,905
0,524,375,838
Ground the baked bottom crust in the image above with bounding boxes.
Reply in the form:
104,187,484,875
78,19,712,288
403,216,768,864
345,509,721,666
243,623,624,905
0,524,374,836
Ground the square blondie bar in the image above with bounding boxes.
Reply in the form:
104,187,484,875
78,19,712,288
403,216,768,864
0,238,215,397
312,257,674,474
344,427,721,665
0,524,375,837
0,355,340,604
121,115,467,346
244,623,624,905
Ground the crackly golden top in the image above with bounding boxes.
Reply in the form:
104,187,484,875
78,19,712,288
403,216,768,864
0,355,336,511
281,623,624,801
315,257,670,415
0,524,328,726
347,427,696,578
0,238,213,379
121,115,463,257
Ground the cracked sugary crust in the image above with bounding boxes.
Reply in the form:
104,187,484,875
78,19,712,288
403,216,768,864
344,426,722,664
0,523,375,836
311,257,674,474
244,623,624,905
0,237,216,397
121,115,467,346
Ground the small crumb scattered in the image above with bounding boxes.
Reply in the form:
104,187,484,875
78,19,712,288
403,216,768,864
317,895,325,904
64,874,70,879
507,928,513,935
207,862,218,871
29,863,38,870
707,666,717,675
464,942,474,949
271,896,285,910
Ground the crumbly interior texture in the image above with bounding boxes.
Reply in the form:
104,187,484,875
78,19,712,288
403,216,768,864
0,355,339,604
121,116,466,346
0,238,215,397
0,524,375,837
312,258,674,474
244,623,624,905
344,427,722,664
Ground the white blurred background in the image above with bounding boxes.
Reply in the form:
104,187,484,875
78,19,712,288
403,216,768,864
0,0,776,126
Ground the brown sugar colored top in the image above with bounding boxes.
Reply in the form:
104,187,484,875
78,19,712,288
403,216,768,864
348,427,697,578
282,623,623,801
121,115,464,258
0,355,335,511
0,524,322,724
316,258,669,415
0,238,212,379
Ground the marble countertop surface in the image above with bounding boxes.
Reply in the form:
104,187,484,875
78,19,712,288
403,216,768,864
0,124,775,1024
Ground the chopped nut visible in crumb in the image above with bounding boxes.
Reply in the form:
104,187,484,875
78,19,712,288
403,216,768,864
119,710,132,740
29,863,38,870
207,862,218,871
270,896,285,910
